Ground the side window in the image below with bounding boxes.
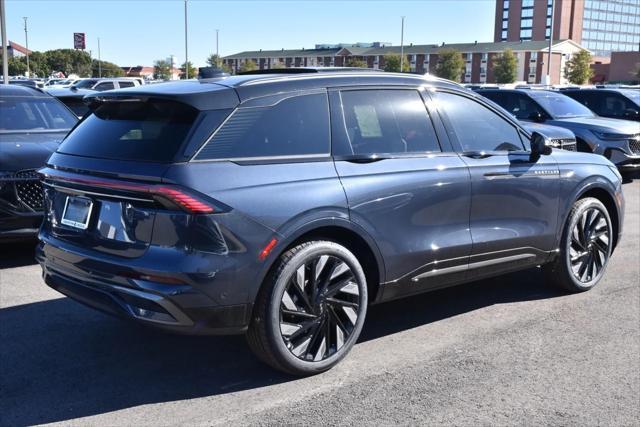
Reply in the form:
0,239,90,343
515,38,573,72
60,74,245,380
94,82,115,91
436,92,524,152
506,94,546,120
195,92,329,160
602,94,633,118
340,89,440,155
117,81,135,88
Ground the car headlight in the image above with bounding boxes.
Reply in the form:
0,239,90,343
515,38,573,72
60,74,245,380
591,130,632,141
608,165,622,180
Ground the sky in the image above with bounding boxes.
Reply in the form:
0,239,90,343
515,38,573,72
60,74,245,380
3,0,496,67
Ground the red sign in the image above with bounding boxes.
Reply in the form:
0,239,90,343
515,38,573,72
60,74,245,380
74,33,86,50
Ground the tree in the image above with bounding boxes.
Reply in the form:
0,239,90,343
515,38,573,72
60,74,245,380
346,58,368,68
564,50,593,85
206,53,222,67
383,53,410,72
239,60,258,73
435,49,465,82
153,59,172,80
492,49,517,83
7,57,27,76
92,60,124,77
271,62,285,69
180,61,197,79
45,49,92,77
632,63,640,80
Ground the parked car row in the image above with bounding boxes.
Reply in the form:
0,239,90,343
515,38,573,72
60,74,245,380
0,69,634,375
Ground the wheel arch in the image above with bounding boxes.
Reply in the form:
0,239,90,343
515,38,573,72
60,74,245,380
576,186,620,252
254,219,386,305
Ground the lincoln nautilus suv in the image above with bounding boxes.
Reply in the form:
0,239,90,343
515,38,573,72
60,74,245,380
37,70,624,375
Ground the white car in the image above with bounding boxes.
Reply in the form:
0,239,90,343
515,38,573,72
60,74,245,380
67,78,143,92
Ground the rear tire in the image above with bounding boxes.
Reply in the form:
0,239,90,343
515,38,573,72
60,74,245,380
543,197,612,292
247,241,368,375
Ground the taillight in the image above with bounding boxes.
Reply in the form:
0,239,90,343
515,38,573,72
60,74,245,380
155,187,214,214
40,170,225,215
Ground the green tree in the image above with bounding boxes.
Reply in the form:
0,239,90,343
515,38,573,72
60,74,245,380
7,57,27,76
206,53,222,67
45,49,92,77
28,51,51,77
383,53,410,72
239,60,258,73
492,49,518,83
92,60,124,77
346,58,368,68
564,50,593,85
153,59,172,80
435,49,465,82
180,61,197,79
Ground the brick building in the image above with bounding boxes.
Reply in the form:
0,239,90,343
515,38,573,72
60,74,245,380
495,0,640,57
223,39,588,85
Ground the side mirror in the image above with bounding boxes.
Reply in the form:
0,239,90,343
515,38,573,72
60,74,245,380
530,132,552,158
528,111,545,123
624,108,640,118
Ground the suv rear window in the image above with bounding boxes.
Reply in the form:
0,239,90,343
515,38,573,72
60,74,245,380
57,99,200,162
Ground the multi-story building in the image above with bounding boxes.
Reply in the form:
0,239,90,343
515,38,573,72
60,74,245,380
223,40,587,84
495,0,640,57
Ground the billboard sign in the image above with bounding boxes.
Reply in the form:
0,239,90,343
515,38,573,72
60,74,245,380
73,33,85,50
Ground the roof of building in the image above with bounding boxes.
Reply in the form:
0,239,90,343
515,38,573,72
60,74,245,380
224,40,586,60
7,41,32,55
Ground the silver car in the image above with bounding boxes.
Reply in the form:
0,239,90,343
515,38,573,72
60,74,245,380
478,89,640,170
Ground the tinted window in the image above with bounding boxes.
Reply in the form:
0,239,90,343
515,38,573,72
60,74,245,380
436,92,524,152
0,97,78,132
58,99,199,162
340,89,440,155
73,79,98,89
118,81,135,88
195,92,329,160
528,91,594,119
58,97,90,117
94,82,115,91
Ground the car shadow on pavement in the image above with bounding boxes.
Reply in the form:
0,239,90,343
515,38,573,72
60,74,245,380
0,267,565,426
622,170,640,184
0,240,39,269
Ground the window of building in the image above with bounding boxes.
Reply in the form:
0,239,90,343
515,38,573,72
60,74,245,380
520,29,533,39
522,0,534,8
501,30,508,40
340,90,441,155
436,92,524,152
195,93,330,160
503,0,509,10
521,8,533,18
503,10,509,19
521,18,533,28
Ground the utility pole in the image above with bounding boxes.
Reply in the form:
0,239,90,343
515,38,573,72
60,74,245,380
23,17,29,77
97,37,102,77
184,0,189,79
399,16,405,73
216,28,219,58
546,0,555,85
0,0,6,83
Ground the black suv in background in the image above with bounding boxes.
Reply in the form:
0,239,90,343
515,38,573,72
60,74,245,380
37,71,624,375
0,85,78,241
561,88,640,122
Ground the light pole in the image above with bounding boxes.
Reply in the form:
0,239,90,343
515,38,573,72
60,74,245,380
545,0,555,85
0,0,7,83
184,0,189,79
399,16,405,73
216,28,219,62
97,37,102,77
23,17,29,77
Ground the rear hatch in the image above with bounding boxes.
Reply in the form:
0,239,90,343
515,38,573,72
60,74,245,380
40,90,234,258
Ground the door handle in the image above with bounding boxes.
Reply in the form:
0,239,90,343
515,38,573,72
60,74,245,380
462,151,494,159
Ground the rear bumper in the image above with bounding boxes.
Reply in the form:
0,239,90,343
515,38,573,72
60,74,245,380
36,241,251,335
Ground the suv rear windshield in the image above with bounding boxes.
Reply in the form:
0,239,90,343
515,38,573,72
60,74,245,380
57,99,200,162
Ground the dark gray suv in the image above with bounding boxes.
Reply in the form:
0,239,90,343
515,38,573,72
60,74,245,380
37,70,625,375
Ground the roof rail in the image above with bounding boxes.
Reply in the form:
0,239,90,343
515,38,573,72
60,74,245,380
238,67,383,75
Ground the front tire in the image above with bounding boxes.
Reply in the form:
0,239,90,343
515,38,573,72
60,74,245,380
247,241,368,375
544,197,613,292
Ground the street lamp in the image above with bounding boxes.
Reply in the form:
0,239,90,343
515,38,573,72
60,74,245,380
400,16,405,73
184,0,189,79
23,17,29,77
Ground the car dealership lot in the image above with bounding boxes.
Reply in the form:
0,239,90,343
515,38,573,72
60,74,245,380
1,175,638,426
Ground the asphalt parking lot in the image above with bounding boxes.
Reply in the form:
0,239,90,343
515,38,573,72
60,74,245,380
1,174,638,426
